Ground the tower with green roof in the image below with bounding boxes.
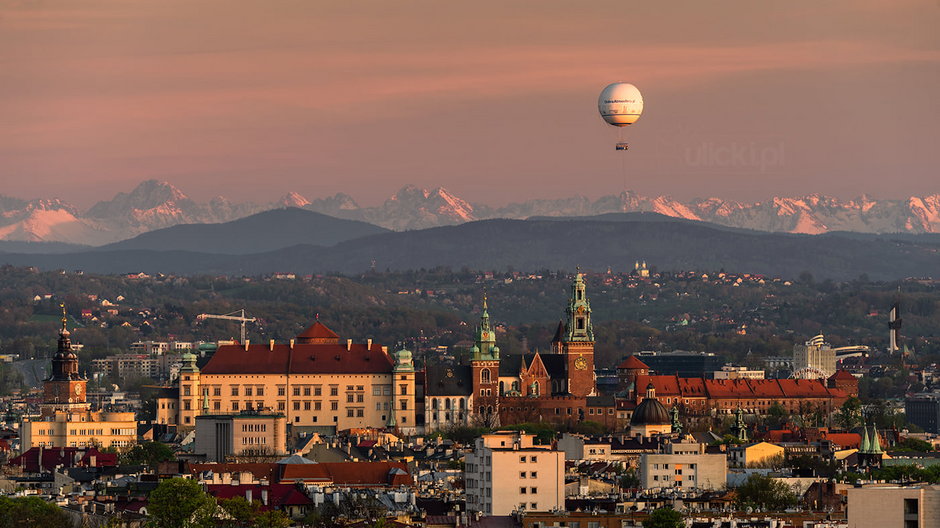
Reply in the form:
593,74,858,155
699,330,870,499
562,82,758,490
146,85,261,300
471,294,500,426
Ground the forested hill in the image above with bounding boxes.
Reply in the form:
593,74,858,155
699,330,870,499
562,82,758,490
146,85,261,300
1,215,939,280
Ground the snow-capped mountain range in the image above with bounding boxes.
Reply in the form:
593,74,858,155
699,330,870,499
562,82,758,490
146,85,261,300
1,180,939,245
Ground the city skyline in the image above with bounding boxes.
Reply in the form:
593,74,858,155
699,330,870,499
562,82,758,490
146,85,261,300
2,1,938,208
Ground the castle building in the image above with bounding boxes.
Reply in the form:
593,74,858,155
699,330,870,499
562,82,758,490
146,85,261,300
20,306,137,453
425,272,606,431
160,319,417,436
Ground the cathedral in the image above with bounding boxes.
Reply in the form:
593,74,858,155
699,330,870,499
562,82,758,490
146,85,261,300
20,306,138,452
425,272,616,431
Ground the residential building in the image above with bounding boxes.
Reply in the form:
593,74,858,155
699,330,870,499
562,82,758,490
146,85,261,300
793,334,836,378
906,394,940,434
846,484,940,528
728,442,785,468
713,365,765,380
638,452,727,490
194,413,288,462
464,431,565,515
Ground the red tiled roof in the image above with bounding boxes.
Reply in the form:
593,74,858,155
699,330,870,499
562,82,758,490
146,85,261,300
639,376,837,400
824,433,861,449
829,370,856,381
297,321,340,340
618,355,649,370
278,461,411,487
202,342,393,375
7,447,115,473
207,483,313,509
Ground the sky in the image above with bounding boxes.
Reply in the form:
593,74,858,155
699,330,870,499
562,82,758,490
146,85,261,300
1,0,938,209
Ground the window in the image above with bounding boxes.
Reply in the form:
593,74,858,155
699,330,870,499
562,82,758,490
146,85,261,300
314,386,322,396
330,387,338,396
315,401,321,410
530,456,538,462
231,387,239,396
256,387,264,396
347,394,354,403
400,384,408,395
588,522,600,528
401,400,407,410
356,409,364,417
357,385,364,391
245,387,253,396
293,387,301,396
293,401,300,410
214,387,221,396
331,402,338,411
530,503,537,510
347,385,354,390
530,472,537,478
520,487,527,494
278,387,285,396
530,487,537,494
373,386,382,396
304,387,311,396
304,401,311,410
231,401,239,411
357,394,364,403
520,472,526,478
347,409,354,417
520,456,526,463
214,402,221,410
277,402,285,411
480,369,491,384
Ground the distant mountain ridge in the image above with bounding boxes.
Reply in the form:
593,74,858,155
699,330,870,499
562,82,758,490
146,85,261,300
1,180,939,245
2,214,938,281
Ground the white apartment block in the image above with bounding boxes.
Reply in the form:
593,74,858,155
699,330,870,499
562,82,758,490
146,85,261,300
464,431,564,515
792,334,836,378
638,453,727,491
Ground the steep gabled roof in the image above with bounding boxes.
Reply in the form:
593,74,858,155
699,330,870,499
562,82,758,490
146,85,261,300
551,321,565,343
617,355,649,370
829,370,856,381
296,321,340,343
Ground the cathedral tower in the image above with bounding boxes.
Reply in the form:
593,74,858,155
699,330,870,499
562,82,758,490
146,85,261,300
562,272,596,397
470,295,500,426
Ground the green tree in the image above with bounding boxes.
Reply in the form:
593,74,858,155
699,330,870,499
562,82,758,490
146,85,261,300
0,496,71,528
894,437,934,452
734,474,799,511
643,507,683,528
766,402,788,429
836,397,862,430
122,441,175,469
147,477,217,528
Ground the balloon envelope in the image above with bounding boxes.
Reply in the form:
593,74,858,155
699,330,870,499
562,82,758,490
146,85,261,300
598,83,643,127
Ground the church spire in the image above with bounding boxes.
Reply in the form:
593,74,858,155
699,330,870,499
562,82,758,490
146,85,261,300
472,291,499,361
565,271,593,342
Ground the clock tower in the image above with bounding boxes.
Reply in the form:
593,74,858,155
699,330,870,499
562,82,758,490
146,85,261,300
563,271,596,397
470,294,500,426
43,304,88,406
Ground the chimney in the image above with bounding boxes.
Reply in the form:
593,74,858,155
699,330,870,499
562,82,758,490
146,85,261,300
269,339,275,351
245,339,250,351
290,339,295,349
347,339,353,351
261,488,269,506
246,489,252,503
367,338,373,349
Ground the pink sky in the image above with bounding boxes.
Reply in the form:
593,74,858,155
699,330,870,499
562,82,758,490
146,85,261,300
1,0,938,208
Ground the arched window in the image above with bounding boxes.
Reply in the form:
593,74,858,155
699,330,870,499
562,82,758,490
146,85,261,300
481,368,491,384
533,381,541,396
479,406,485,414
499,381,505,395
432,399,438,410
459,398,465,409
445,399,451,410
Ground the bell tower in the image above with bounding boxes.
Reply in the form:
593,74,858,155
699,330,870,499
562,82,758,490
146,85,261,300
563,271,596,397
43,304,87,406
470,294,500,426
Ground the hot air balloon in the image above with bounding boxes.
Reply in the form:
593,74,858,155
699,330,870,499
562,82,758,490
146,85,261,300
598,82,643,150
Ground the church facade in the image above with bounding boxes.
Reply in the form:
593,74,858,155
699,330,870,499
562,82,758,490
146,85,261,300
19,307,137,453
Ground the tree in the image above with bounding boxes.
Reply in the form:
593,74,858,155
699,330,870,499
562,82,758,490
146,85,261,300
836,397,862,430
643,507,683,528
766,402,788,429
121,441,175,469
734,474,799,511
893,437,934,452
0,496,71,528
147,477,217,528
219,497,290,528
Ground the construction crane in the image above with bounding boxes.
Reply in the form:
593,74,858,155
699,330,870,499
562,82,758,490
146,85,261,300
196,309,257,344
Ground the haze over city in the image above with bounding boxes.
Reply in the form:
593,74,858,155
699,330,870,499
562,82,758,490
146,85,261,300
1,0,938,208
